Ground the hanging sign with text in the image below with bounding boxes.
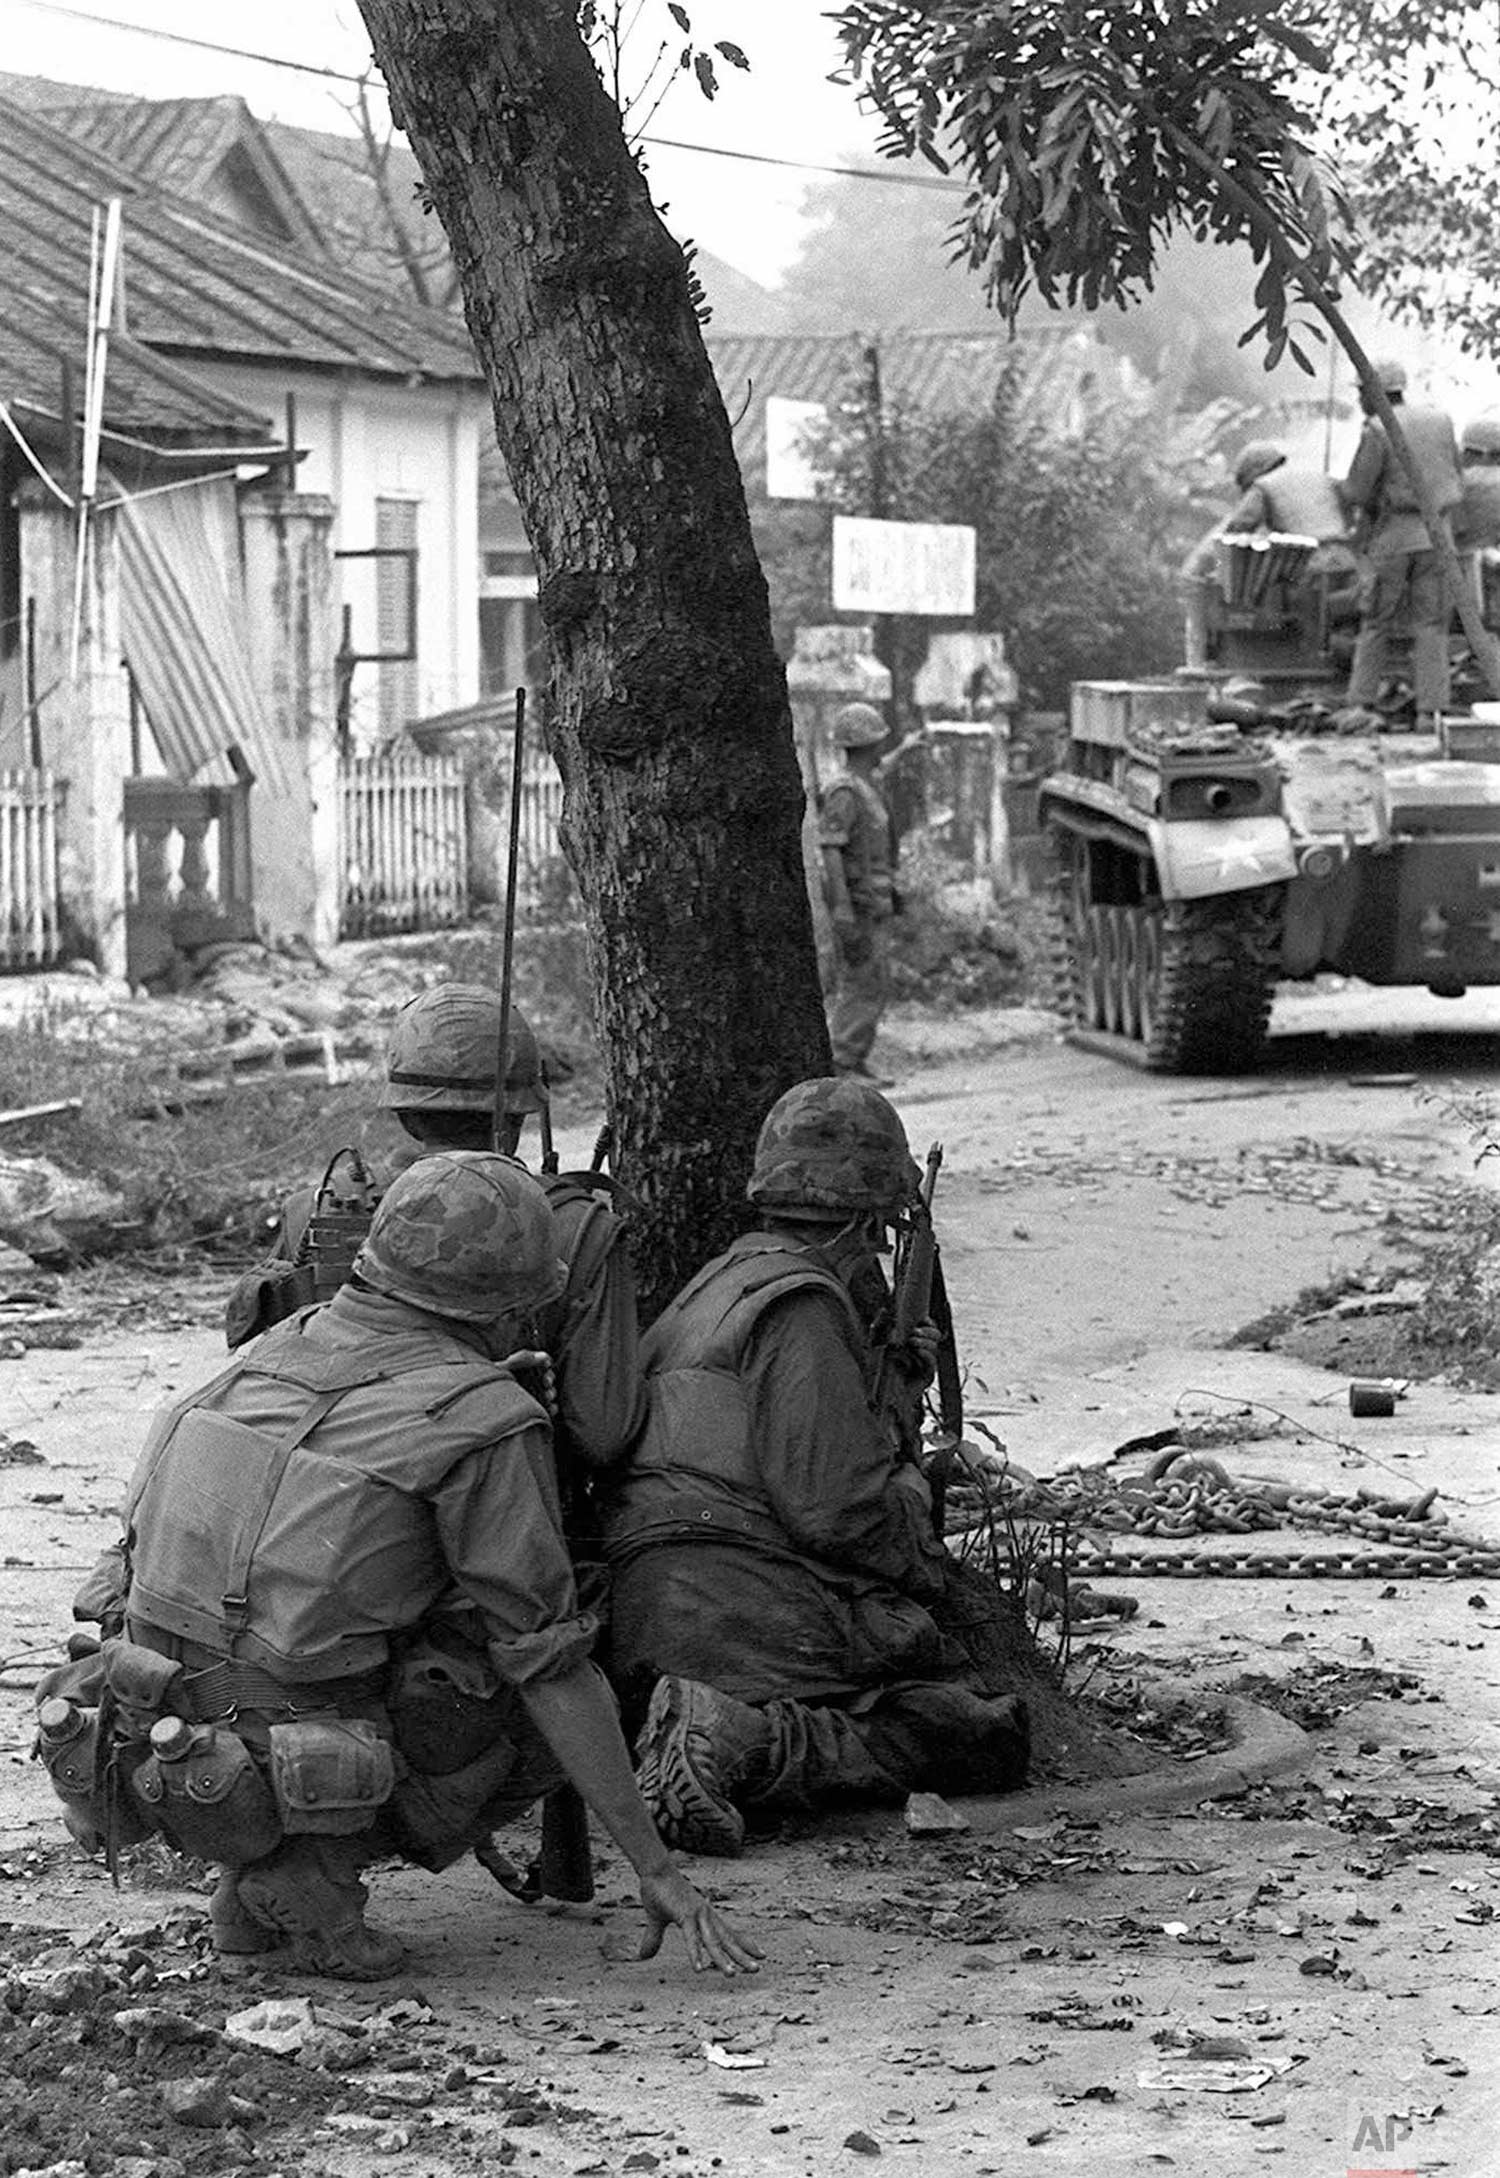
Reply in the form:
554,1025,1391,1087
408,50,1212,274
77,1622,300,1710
831,515,977,616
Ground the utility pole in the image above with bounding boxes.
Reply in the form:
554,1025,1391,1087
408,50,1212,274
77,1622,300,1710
861,334,925,837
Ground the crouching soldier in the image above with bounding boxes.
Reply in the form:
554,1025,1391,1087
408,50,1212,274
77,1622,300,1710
35,1155,760,1982
600,1079,1030,1856
226,984,643,1486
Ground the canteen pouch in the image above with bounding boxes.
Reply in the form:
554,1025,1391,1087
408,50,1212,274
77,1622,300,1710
267,1716,395,1836
131,1727,283,1864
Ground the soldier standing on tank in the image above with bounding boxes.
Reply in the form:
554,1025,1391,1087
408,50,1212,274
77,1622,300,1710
599,1078,1030,1857
1454,414,1500,630
226,984,641,1484
1342,359,1464,726
45,1156,760,1982
819,702,898,1082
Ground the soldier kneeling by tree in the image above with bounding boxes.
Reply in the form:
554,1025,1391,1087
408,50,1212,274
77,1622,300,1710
601,1079,1031,1855
33,1154,759,1982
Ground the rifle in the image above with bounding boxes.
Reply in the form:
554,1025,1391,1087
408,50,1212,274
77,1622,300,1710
489,686,595,1908
874,1143,964,1538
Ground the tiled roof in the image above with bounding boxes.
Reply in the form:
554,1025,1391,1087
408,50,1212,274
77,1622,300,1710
0,94,479,395
705,326,1132,480
0,284,275,443
39,92,328,260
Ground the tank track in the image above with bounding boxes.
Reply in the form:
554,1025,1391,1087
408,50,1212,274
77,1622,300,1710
1144,886,1283,1073
1037,827,1084,1027
1042,816,1283,1072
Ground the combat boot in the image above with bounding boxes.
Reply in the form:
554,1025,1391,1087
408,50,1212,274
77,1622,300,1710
236,1839,406,1981
209,1867,284,1958
634,1676,772,1856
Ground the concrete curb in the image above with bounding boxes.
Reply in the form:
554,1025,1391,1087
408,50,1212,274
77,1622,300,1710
949,1693,1311,1836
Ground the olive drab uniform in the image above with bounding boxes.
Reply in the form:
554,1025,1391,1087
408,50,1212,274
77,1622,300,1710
227,1168,642,1481
602,1230,1029,1811
1344,402,1464,714
50,1288,589,1896
818,760,896,1074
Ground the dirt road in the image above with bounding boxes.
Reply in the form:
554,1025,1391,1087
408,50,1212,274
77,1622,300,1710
3,992,1500,2177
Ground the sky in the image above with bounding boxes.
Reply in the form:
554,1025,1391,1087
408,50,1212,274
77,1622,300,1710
6,0,875,285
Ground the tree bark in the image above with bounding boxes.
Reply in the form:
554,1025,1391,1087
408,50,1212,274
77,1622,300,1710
355,0,831,1314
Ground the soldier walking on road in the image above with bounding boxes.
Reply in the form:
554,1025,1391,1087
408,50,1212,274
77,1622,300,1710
819,702,898,1083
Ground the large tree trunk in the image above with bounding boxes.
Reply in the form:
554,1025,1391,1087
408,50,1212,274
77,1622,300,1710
357,0,831,1314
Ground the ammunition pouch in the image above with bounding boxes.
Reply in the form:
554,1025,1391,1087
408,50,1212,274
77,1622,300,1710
101,1635,182,1736
131,1726,282,1864
267,1717,395,1836
224,1260,316,1351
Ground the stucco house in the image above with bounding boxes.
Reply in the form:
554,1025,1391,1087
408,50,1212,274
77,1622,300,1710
0,92,482,975
0,76,486,745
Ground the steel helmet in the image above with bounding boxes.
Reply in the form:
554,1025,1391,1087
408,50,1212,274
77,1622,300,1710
380,984,546,1116
1232,441,1287,492
746,1076,920,1221
1462,414,1500,459
352,1152,567,1322
1372,357,1408,395
830,702,888,749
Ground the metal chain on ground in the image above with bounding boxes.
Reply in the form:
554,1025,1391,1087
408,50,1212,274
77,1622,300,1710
946,1447,1500,1581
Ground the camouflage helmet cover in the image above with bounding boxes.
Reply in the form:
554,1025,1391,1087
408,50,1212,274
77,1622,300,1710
1462,413,1500,458
1372,357,1408,395
747,1076,921,1220
830,701,888,749
380,983,545,1115
1232,440,1287,492
353,1151,568,1323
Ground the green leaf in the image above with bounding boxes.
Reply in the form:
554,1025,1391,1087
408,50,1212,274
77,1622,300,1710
715,40,750,70
694,50,718,100
668,2,691,31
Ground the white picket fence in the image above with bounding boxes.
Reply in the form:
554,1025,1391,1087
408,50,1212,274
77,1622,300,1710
0,769,64,969
507,742,567,879
339,750,470,937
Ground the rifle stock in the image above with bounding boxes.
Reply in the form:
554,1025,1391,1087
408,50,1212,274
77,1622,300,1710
531,1782,595,1903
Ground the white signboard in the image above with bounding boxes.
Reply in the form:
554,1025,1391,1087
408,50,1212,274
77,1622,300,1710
831,515,977,616
765,397,829,501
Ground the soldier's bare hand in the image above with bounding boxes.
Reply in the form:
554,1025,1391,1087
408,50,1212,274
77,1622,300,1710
901,1317,941,1379
636,1869,765,1976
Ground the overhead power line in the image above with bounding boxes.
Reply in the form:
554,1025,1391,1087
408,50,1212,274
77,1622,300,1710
10,0,963,191
13,0,372,83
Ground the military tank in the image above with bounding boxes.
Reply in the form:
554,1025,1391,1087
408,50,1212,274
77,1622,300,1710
1040,535,1500,1072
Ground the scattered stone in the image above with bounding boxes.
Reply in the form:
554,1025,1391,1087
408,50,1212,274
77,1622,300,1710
904,1792,970,1836
161,2076,231,2128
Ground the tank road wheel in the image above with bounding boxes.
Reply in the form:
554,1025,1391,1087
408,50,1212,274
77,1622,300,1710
1135,908,1163,1048
1098,909,1124,1034
1083,908,1110,1029
1142,886,1284,1074
1116,908,1143,1041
